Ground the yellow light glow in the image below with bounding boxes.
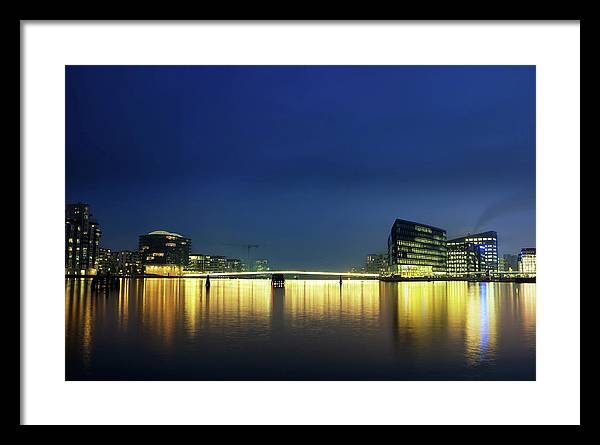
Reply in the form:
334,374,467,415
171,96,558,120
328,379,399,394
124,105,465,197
182,270,380,278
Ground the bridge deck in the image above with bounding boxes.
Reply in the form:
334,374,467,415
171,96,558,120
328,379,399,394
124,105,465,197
182,270,380,278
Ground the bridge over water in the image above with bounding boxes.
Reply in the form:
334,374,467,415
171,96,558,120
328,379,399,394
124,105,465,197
182,270,380,279
179,270,534,283
77,270,534,286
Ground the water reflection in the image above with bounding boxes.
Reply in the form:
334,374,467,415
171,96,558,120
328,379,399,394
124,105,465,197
66,278,536,380
271,287,285,336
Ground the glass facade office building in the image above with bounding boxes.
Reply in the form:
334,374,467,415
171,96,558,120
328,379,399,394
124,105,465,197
447,242,485,274
387,219,447,277
447,231,499,274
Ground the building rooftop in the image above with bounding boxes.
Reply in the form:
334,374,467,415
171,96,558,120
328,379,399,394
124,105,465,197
392,218,446,233
147,230,183,238
448,231,498,243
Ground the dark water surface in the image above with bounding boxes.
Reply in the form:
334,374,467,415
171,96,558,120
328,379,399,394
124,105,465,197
65,278,535,380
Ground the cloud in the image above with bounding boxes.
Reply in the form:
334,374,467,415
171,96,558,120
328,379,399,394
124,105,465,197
473,191,535,232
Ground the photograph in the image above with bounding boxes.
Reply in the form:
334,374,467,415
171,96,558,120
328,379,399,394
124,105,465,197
64,65,537,381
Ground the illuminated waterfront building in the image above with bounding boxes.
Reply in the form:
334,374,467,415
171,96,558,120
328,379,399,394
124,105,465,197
365,253,388,274
187,254,203,272
187,254,204,272
139,230,191,276
96,248,117,275
447,242,484,274
204,255,226,272
387,219,447,277
254,259,269,272
226,258,243,272
65,203,102,275
115,250,143,276
97,249,142,276
187,254,227,273
518,248,536,274
187,254,244,273
446,231,499,274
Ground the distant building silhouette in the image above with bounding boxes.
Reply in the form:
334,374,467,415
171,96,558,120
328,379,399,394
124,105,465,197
365,253,387,273
226,258,243,273
501,253,519,272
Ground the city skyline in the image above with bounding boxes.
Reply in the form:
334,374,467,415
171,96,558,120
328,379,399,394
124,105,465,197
66,201,534,276
66,65,535,270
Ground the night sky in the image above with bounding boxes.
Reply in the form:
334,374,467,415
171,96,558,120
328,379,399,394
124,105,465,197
66,66,535,270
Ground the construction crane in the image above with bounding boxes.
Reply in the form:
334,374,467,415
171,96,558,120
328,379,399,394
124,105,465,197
223,243,259,270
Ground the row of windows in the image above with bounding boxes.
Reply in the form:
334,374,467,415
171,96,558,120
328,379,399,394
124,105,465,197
413,237,446,247
394,230,446,240
396,252,447,261
394,223,445,233
396,240,447,250
395,246,448,256
394,258,447,266
414,225,433,234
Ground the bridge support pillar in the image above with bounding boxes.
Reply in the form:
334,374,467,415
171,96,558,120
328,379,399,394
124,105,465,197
272,273,285,288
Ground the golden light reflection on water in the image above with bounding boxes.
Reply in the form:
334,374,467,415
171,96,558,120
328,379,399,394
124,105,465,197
66,278,536,379
464,283,498,366
65,279,95,369
117,279,275,346
284,280,381,323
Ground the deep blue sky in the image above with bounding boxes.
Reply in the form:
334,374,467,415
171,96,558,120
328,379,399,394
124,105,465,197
66,66,535,270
